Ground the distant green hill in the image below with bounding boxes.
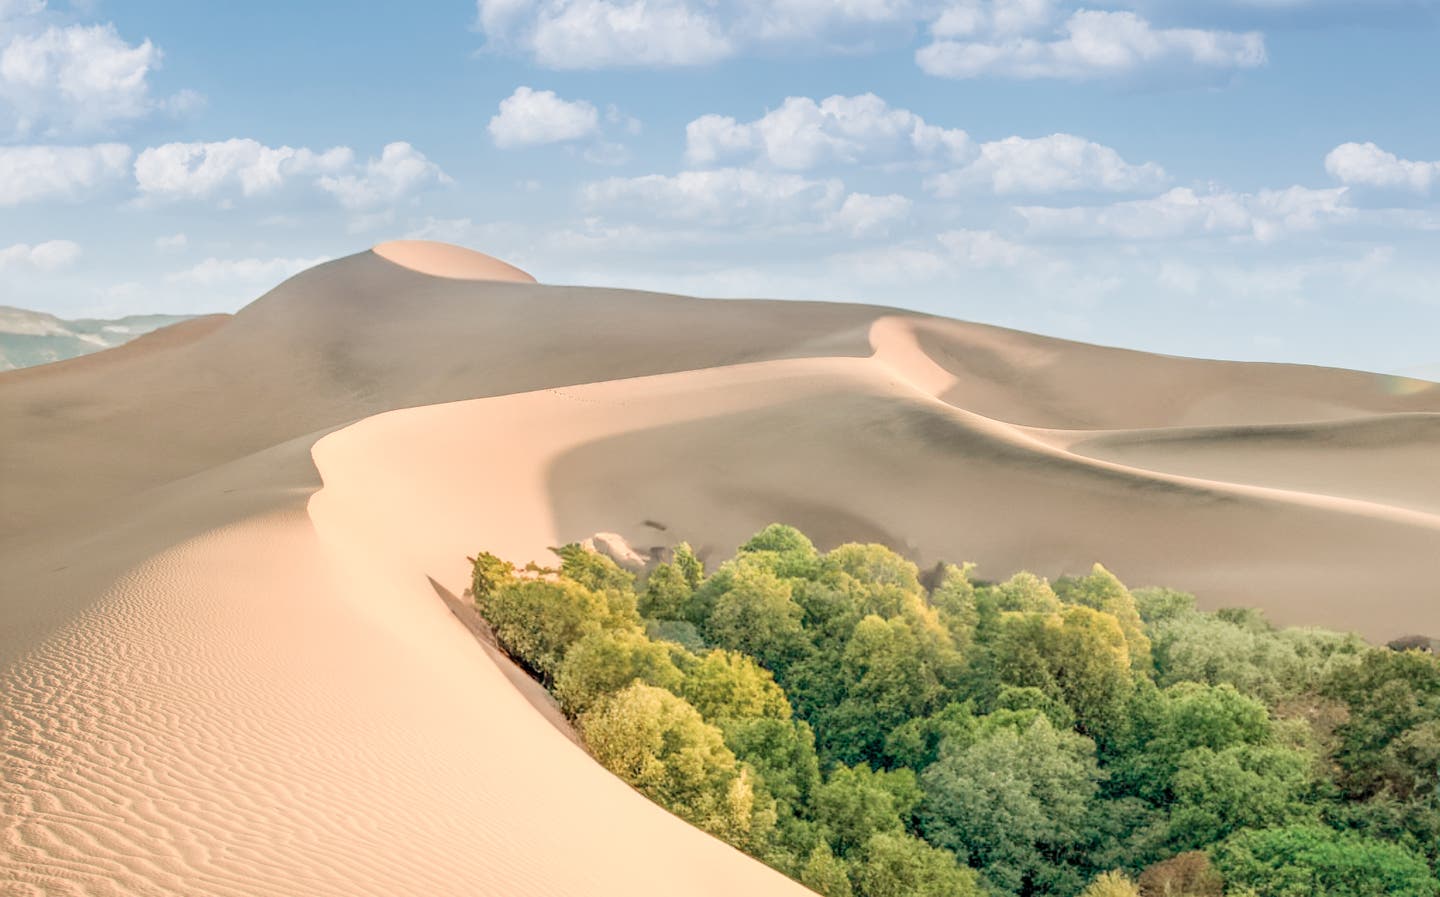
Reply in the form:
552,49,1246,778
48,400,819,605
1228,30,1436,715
0,306,194,371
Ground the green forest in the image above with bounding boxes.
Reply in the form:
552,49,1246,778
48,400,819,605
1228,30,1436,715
469,525,1440,897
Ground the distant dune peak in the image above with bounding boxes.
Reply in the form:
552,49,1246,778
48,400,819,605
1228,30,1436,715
372,240,536,283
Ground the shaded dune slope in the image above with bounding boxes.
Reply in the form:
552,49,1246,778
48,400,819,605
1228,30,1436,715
4,243,1439,896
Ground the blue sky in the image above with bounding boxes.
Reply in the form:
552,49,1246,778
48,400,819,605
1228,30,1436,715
1,0,1437,375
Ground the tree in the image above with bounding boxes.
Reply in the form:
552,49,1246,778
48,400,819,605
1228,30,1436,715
1167,744,1315,849
700,561,808,673
469,551,515,601
739,524,822,579
922,714,1102,895
1056,563,1152,672
1211,825,1440,897
673,540,704,588
851,833,983,897
884,701,978,770
813,764,922,858
930,562,980,649
553,628,683,715
682,649,792,723
987,570,1062,614
822,615,946,766
1325,646,1440,799
720,717,820,818
581,683,772,849
1113,682,1273,803
479,577,611,682
640,561,693,620
1081,871,1141,897
1136,851,1224,897
801,843,854,897
1132,587,1196,625
552,542,636,594
990,606,1134,740
824,543,927,620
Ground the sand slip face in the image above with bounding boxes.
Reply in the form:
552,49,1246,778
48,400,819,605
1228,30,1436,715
3,244,1440,895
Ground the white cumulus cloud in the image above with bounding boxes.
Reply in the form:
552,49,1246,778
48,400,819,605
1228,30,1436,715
928,133,1167,195
0,238,80,271
489,86,601,148
917,6,1266,80
0,22,191,136
135,139,353,200
0,142,131,205
134,139,449,210
686,93,971,169
1325,142,1438,194
316,142,451,209
481,0,734,68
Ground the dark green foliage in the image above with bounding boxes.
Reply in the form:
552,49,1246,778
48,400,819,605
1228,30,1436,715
470,528,1440,896
640,560,693,620
1212,825,1440,896
921,714,1103,895
813,764,922,857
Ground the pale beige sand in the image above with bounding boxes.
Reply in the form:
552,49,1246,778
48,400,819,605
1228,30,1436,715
373,240,537,282
4,242,1440,895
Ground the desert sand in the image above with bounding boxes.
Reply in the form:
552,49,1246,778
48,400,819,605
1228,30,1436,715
3,242,1439,895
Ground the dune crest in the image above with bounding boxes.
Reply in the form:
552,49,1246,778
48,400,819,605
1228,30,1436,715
372,239,537,282
4,247,1439,895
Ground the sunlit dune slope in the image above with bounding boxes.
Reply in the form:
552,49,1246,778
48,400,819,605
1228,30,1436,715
3,241,1439,896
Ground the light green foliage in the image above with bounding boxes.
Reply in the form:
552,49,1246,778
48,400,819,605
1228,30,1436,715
987,570,1062,613
640,560,693,620
1132,586,1196,624
1079,870,1141,897
672,541,704,588
479,577,610,682
702,561,808,673
929,562,979,648
823,543,927,620
922,714,1102,896
739,524,823,579
682,649,792,722
720,717,820,815
813,764,922,857
1212,825,1440,897
1056,563,1153,672
991,606,1134,739
581,683,771,848
552,542,636,594
469,551,516,602
851,832,984,897
1168,744,1316,848
553,628,684,716
801,843,854,897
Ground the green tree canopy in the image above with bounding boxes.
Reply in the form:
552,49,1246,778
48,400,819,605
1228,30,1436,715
553,628,684,715
581,683,772,849
922,714,1102,895
851,832,984,897
1211,825,1440,897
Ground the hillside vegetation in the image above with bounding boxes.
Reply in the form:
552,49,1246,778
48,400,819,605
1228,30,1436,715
471,526,1440,897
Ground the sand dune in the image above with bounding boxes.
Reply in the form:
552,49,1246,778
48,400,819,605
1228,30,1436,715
4,242,1439,895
